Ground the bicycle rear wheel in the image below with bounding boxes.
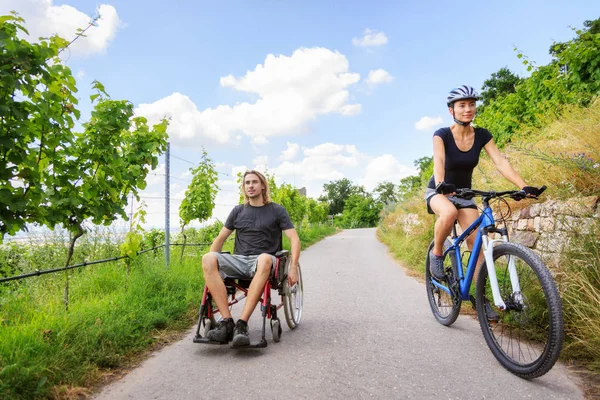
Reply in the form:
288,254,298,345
425,239,461,326
476,242,564,379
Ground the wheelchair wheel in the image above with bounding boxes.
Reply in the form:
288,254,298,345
283,263,303,329
199,316,216,338
196,295,217,339
271,319,282,342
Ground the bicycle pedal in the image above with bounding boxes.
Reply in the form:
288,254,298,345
469,295,477,310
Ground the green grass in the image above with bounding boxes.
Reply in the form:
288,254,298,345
558,221,600,371
0,255,204,399
0,223,337,399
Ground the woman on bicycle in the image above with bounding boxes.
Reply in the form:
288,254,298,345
425,85,539,283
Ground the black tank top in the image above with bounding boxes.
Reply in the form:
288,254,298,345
427,127,493,190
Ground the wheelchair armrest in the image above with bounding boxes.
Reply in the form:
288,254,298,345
275,250,289,258
219,251,230,254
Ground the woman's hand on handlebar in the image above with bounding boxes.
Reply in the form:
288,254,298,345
435,181,456,196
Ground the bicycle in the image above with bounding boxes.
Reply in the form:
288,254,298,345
425,186,564,379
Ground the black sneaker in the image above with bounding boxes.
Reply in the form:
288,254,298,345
206,317,234,343
470,296,499,322
232,319,250,347
429,250,446,280
483,300,500,322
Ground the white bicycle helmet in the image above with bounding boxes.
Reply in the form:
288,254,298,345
446,85,479,107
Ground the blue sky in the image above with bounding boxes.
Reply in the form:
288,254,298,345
2,0,599,228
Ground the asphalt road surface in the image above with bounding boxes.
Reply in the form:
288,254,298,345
93,228,583,400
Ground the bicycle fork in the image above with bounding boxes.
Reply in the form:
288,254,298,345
481,234,522,310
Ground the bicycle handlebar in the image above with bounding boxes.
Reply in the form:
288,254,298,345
454,185,547,201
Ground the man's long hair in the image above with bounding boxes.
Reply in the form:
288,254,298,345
242,170,272,205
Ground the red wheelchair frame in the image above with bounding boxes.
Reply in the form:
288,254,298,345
193,250,303,348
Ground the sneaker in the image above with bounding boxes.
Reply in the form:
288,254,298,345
232,319,250,347
470,296,499,322
483,301,500,322
206,317,234,343
429,250,446,280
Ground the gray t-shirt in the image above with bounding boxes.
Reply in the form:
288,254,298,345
224,202,295,256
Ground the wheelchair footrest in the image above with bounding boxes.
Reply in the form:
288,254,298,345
193,336,228,345
232,338,268,349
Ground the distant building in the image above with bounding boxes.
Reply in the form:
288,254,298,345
297,187,307,197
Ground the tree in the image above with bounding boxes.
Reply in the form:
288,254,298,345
339,193,382,228
179,149,219,229
373,181,398,206
272,182,307,226
396,156,433,201
318,178,358,215
306,198,329,224
479,67,523,109
179,149,219,260
0,14,169,264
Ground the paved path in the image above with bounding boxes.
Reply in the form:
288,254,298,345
93,228,583,400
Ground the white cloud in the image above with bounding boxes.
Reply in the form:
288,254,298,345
360,154,417,191
269,142,367,199
415,116,444,131
135,47,361,148
366,69,393,85
279,142,300,161
352,28,388,47
1,0,122,56
253,155,269,170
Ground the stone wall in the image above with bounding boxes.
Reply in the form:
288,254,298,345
502,196,599,266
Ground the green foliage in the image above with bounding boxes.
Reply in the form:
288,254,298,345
119,204,147,269
0,14,169,252
0,255,205,400
318,178,359,215
306,198,329,224
272,182,307,226
373,181,398,206
338,193,382,228
476,19,600,146
397,156,432,201
478,67,523,113
0,14,76,238
143,228,165,251
559,219,600,370
179,149,219,229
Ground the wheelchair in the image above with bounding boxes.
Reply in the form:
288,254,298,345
193,250,303,348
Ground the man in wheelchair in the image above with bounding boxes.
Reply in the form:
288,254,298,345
201,170,301,347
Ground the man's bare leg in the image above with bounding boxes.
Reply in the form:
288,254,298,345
202,252,231,319
239,253,272,322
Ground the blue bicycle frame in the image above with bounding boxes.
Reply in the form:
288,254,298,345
431,206,498,301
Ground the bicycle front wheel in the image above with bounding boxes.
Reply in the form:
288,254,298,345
425,239,461,326
476,242,564,379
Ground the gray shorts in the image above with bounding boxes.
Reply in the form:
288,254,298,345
212,252,277,279
424,188,477,214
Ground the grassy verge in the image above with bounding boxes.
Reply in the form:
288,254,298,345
0,223,336,399
0,255,203,399
558,220,600,371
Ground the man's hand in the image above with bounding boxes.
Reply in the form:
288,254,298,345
288,263,299,286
